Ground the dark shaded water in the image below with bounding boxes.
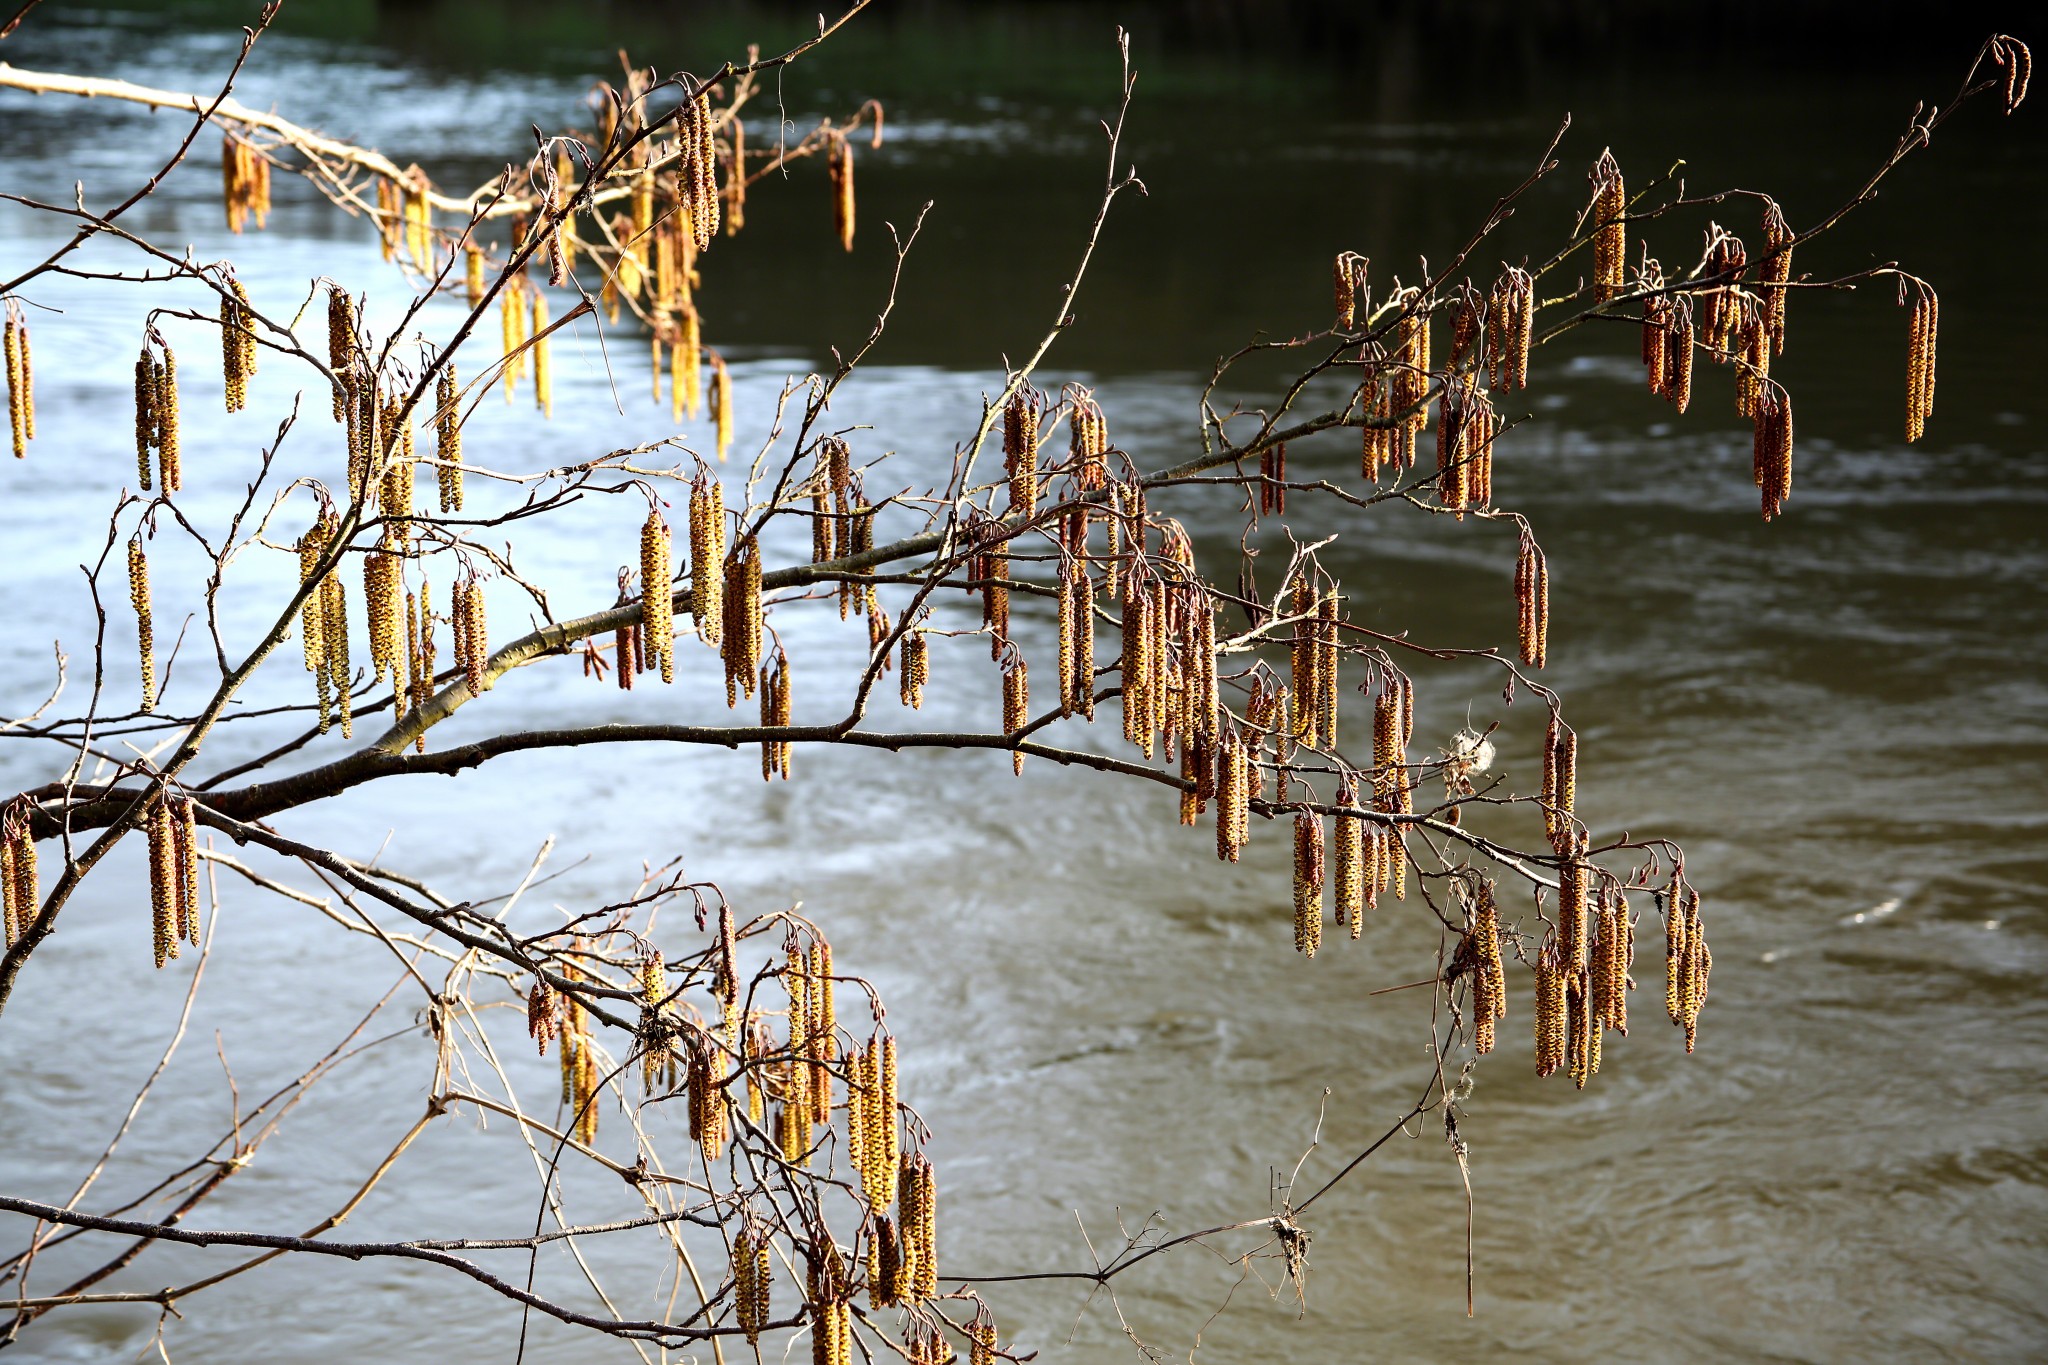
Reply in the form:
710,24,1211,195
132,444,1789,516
1,4,2045,1361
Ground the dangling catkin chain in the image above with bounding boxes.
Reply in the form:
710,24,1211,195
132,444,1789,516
1001,649,1028,775
760,649,792,779
1004,387,1041,517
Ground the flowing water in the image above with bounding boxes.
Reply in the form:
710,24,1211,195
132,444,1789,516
1,4,2045,1361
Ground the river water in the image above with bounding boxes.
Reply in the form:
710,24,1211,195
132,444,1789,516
1,4,2045,1362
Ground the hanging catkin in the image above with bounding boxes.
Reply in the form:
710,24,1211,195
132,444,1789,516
900,630,928,709
1534,942,1566,1077
531,290,552,419
710,352,733,461
1334,777,1364,935
1761,201,1795,355
146,793,179,968
1906,286,1938,443
128,536,156,712
4,307,30,459
828,130,856,251
1590,151,1627,303
1293,812,1324,957
1514,530,1549,668
690,474,725,648
640,509,674,683
1004,388,1041,516
1002,652,1028,775
719,536,761,706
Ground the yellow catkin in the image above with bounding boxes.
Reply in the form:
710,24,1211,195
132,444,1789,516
640,510,674,683
1534,945,1565,1077
434,365,463,513
677,307,703,420
900,630,928,709
722,536,762,706
829,131,856,252
1002,654,1028,774
1334,780,1364,936
1293,813,1324,957
736,1227,770,1345
690,476,725,648
150,349,182,493
147,795,178,968
464,243,485,308
531,291,552,419
128,536,156,712
500,277,525,401
6,824,36,945
1907,288,1938,443
879,1036,901,1203
710,352,733,461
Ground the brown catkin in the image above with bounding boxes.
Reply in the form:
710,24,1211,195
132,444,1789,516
1762,202,1795,356
528,978,559,1056
1667,304,1694,415
1005,388,1041,516
128,536,156,712
1591,153,1626,303
1293,812,1324,957
134,350,156,488
829,131,856,252
736,1227,770,1345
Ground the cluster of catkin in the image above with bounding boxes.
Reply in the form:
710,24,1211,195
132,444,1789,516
1514,528,1549,668
1906,284,1938,443
760,649,793,780
221,132,271,233
806,1238,854,1365
451,574,490,698
722,536,763,707
775,939,837,1167
547,956,601,1145
899,628,928,709
1,810,40,947
1056,558,1096,721
1293,811,1325,956
690,472,727,645
1332,251,1370,329
1589,151,1627,303
144,789,202,968
1642,286,1694,415
129,340,184,493
1663,878,1712,1051
1459,881,1509,1053
1539,712,1577,854
1369,670,1415,898
296,510,352,735
733,1219,773,1346
1258,440,1287,516
1284,573,1339,750
1119,569,1220,764
639,509,675,683
220,276,258,413
1487,268,1535,391
1752,382,1795,522
1363,299,1432,480
1004,387,1042,519
6,304,36,459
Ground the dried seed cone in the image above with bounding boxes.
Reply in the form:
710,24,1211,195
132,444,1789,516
1293,813,1324,957
128,537,156,713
